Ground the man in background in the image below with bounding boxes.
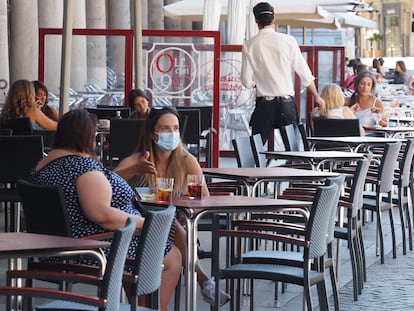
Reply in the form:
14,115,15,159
241,1,324,143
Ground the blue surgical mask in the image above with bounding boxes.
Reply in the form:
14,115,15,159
155,132,180,152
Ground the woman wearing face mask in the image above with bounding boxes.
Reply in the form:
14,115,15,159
114,106,231,307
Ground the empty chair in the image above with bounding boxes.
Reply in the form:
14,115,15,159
250,133,267,168
232,136,256,168
33,129,55,152
280,123,303,151
108,119,145,165
176,108,201,161
311,117,361,137
241,174,345,311
363,141,402,264
390,139,414,255
216,183,339,311
334,156,372,301
279,123,312,169
4,117,33,135
0,135,44,232
297,123,311,151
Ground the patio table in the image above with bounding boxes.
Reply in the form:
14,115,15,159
144,195,312,311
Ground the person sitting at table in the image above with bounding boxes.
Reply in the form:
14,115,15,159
114,106,231,307
0,79,57,130
313,83,365,136
32,80,59,122
346,71,387,128
404,75,414,95
388,60,409,85
128,88,150,119
371,58,386,78
28,109,182,311
374,73,384,98
343,61,368,91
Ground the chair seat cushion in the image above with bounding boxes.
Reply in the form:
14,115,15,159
242,250,303,266
35,300,155,311
220,263,325,286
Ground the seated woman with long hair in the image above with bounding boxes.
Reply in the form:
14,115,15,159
313,83,365,136
114,106,231,307
0,79,57,130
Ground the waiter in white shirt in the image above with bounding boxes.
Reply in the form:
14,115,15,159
241,1,324,143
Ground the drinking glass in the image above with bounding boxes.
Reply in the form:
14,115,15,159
373,112,383,127
156,177,174,203
187,174,204,199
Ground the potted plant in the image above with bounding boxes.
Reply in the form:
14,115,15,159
367,29,381,57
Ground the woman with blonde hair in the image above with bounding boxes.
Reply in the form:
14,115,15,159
314,83,355,118
0,79,57,130
313,83,365,135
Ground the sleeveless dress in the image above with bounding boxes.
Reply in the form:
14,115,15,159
354,97,378,127
29,155,173,263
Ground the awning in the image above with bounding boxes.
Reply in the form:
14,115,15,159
276,15,341,30
163,0,332,22
334,12,377,28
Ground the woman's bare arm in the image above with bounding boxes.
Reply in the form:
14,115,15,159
77,170,144,231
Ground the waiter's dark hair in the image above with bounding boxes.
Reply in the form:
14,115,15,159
253,2,274,28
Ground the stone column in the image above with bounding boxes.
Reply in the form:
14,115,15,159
70,0,87,92
9,0,38,82
38,0,63,94
86,0,107,90
107,0,130,86
0,0,9,104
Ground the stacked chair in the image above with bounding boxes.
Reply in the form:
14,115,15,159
362,141,402,264
214,179,342,311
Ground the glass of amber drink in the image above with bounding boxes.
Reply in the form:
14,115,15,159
187,174,204,199
156,177,174,203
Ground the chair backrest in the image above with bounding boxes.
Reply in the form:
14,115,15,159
101,217,136,311
280,124,301,151
348,155,372,218
176,108,201,160
250,134,267,168
0,135,44,183
306,183,339,259
6,117,33,135
85,107,131,119
232,136,256,168
377,141,402,192
297,123,310,151
108,119,145,160
0,128,12,135
311,117,360,137
132,205,176,298
16,179,72,237
399,139,414,188
176,108,200,145
325,174,345,244
199,106,213,133
33,129,56,151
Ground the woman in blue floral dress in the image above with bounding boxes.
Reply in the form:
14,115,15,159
29,109,181,311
